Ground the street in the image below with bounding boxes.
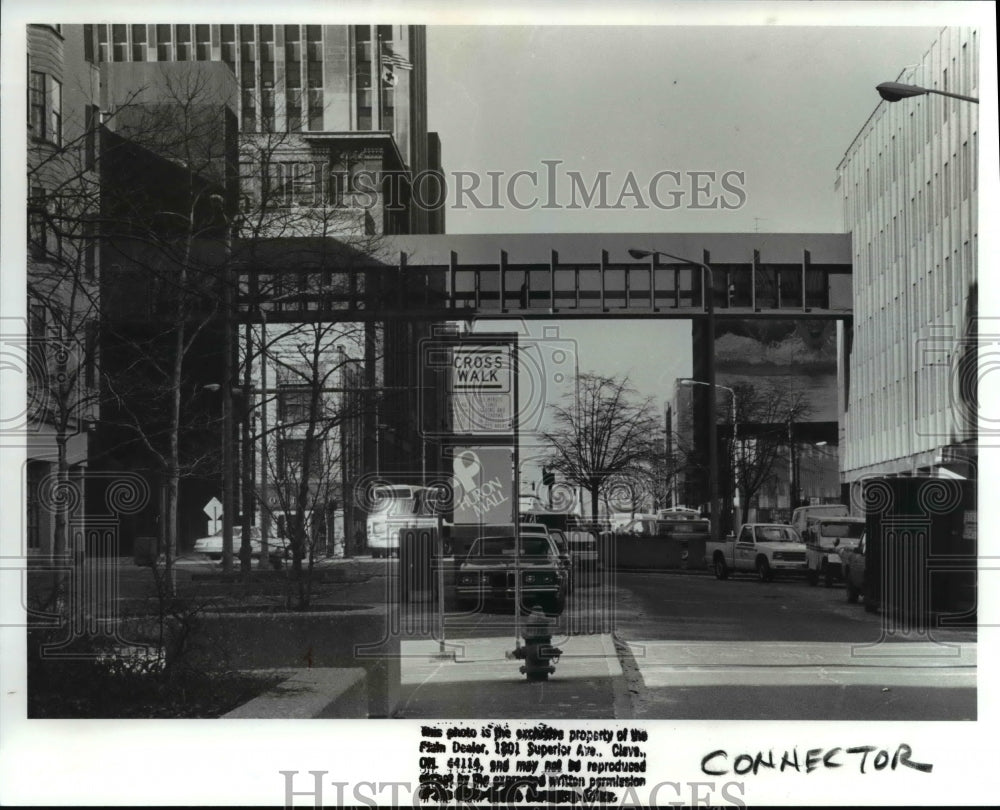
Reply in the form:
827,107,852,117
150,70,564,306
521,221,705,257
88,556,976,721
427,565,976,721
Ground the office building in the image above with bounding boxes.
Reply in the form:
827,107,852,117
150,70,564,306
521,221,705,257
83,24,443,236
836,26,979,496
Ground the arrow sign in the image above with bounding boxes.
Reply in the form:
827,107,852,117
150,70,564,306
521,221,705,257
204,497,222,534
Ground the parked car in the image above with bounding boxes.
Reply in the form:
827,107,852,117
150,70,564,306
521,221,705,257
621,517,660,536
522,523,572,591
454,534,568,616
193,526,262,560
838,530,878,611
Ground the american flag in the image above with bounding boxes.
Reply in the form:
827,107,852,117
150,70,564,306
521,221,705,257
381,43,413,70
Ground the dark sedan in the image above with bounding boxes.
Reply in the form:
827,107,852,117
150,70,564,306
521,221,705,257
454,535,568,616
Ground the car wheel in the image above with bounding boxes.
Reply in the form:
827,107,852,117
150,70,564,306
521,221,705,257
845,573,859,603
756,557,772,583
713,555,729,580
806,568,819,586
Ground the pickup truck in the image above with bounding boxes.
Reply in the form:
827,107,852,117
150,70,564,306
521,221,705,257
705,523,807,582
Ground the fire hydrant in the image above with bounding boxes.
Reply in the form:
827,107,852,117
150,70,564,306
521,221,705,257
509,606,562,681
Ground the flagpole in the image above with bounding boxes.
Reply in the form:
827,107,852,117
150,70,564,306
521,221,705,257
375,26,383,130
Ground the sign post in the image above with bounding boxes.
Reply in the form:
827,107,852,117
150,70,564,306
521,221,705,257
421,331,519,655
203,497,223,536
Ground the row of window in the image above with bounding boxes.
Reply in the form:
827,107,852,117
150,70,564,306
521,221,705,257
854,240,974,368
262,161,382,208
241,88,324,133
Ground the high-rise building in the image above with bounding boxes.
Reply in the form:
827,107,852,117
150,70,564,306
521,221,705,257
836,26,979,497
84,24,443,235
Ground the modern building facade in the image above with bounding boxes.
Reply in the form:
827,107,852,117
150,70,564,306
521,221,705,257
836,26,979,498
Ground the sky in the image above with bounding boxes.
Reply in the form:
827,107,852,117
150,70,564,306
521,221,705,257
426,25,943,235
425,23,956,440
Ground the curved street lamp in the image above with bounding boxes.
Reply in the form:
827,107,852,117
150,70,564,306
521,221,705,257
876,81,979,104
628,247,720,542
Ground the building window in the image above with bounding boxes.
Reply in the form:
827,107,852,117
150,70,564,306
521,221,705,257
195,24,211,60
29,71,45,134
112,24,127,61
156,24,172,61
278,438,318,480
97,24,110,62
278,385,311,424
259,25,275,87
307,25,322,88
241,41,256,89
241,90,257,132
261,87,275,129
286,89,302,132
221,24,236,69
178,25,193,61
131,24,147,61
84,24,95,62
355,25,373,130
308,88,324,131
48,76,61,145
267,162,326,207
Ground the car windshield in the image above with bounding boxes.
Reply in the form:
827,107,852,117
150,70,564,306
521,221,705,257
469,537,553,558
755,526,798,543
820,521,865,538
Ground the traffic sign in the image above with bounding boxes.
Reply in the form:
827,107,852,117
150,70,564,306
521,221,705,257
203,497,222,534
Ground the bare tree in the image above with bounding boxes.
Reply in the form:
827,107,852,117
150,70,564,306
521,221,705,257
96,65,238,586
27,91,105,574
729,380,812,524
541,374,660,521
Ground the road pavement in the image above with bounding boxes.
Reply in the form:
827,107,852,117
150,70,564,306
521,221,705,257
54,556,978,720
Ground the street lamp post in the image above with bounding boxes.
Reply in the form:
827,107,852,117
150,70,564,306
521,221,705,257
629,248,720,542
679,379,737,533
876,81,979,104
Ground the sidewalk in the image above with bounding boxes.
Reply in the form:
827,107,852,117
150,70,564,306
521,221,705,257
396,634,633,720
